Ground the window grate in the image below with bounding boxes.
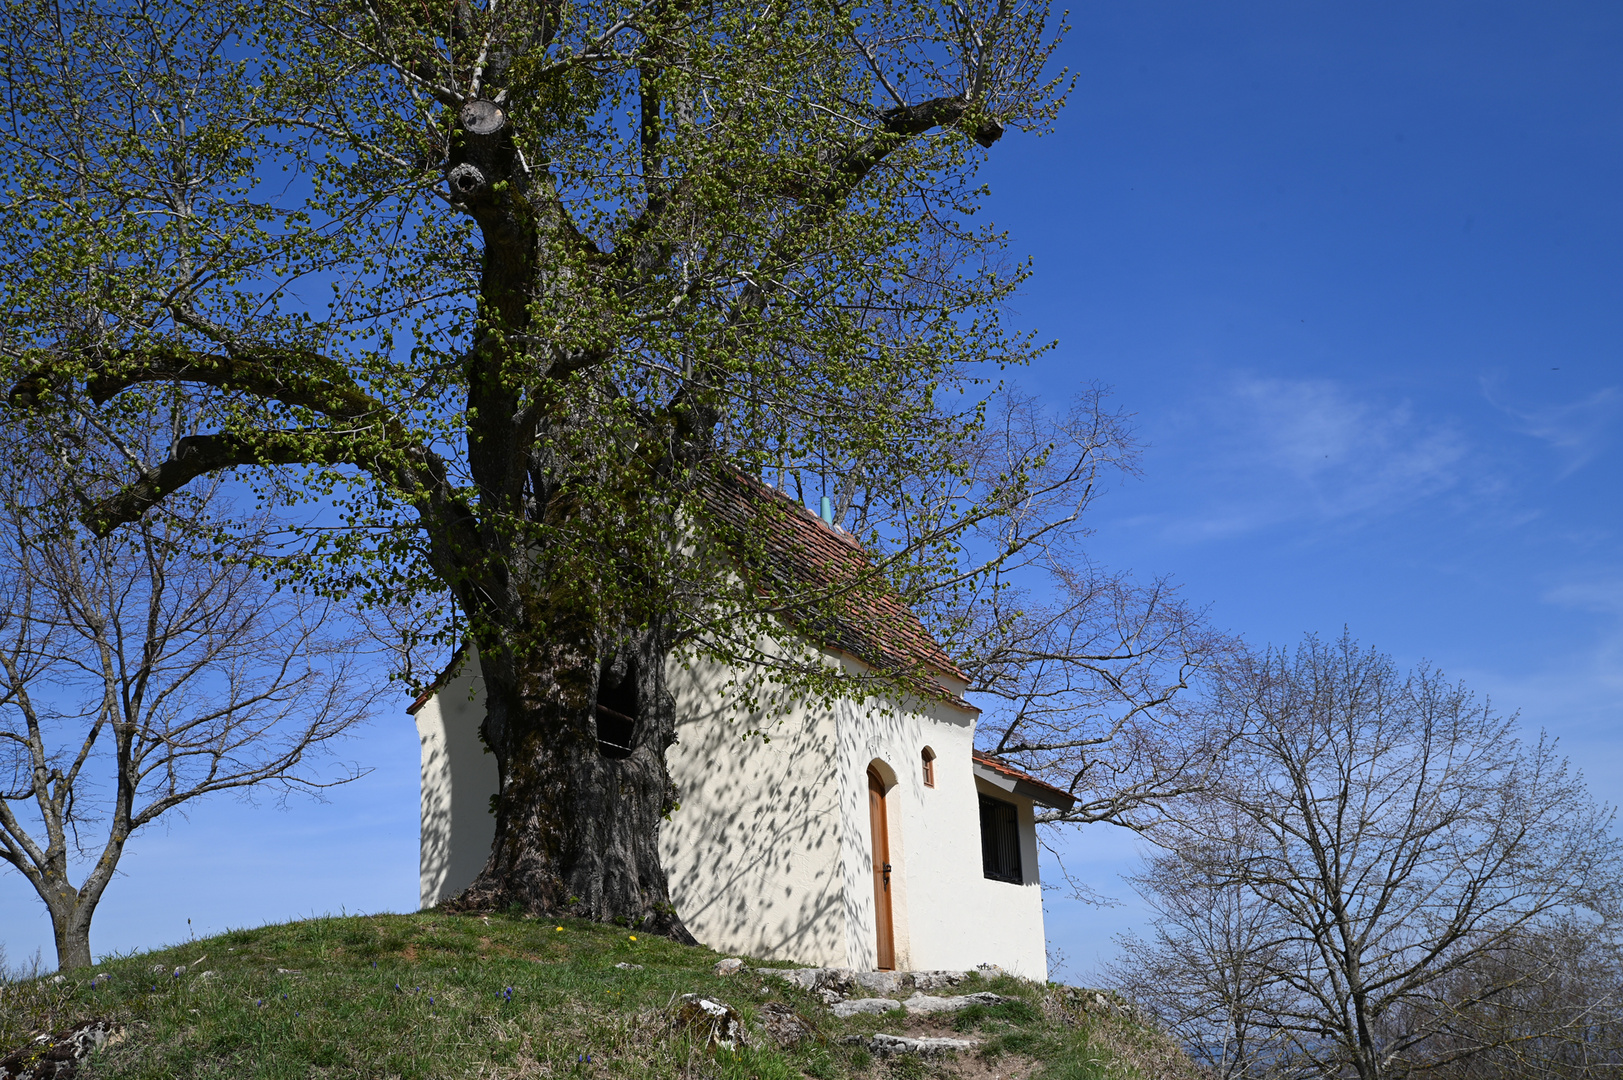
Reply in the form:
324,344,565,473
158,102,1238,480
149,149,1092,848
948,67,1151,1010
978,795,1022,884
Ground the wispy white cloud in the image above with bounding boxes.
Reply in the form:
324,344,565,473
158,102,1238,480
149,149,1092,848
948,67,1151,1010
1544,575,1623,618
1483,381,1621,477
1446,570,1623,808
1157,375,1471,541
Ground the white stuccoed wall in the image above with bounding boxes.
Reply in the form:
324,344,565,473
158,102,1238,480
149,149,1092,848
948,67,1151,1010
414,653,497,912
659,655,848,965
414,644,1049,980
822,656,1048,979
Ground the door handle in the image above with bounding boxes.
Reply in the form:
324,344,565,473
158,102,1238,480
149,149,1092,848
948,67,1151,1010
882,863,892,890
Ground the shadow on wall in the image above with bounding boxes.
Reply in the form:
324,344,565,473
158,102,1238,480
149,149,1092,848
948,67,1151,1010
418,676,498,910
663,666,846,965
420,731,452,906
838,710,902,971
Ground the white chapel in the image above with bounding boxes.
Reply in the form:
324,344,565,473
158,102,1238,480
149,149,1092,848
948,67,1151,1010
411,474,1073,978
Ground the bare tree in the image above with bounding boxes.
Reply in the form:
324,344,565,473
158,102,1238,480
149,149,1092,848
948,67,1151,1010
0,431,372,970
1377,920,1623,1079
1121,634,1622,1080
895,388,1242,833
1109,822,1297,1079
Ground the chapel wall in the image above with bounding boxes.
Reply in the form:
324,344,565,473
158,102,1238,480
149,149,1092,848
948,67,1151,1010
660,649,849,967
829,665,1047,980
414,653,497,910
414,644,1050,981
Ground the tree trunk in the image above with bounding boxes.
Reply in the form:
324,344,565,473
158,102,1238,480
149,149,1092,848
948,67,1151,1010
436,88,705,943
36,882,95,971
51,910,93,971
447,623,697,944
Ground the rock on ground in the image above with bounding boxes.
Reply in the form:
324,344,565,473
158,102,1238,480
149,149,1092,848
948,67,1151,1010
757,1003,817,1047
903,991,1016,1015
869,1033,980,1057
713,958,745,976
761,967,855,993
913,971,968,990
831,997,901,1018
672,995,749,1051
758,967,967,1002
1,1020,124,1080
852,970,906,995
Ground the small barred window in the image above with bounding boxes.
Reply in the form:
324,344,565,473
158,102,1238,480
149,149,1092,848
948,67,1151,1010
978,795,1022,884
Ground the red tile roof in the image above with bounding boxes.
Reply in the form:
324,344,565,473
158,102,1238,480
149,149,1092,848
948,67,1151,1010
408,468,975,714
700,469,971,695
972,751,1076,810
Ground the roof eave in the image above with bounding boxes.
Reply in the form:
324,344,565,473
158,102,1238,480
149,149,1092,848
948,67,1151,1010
972,756,1076,811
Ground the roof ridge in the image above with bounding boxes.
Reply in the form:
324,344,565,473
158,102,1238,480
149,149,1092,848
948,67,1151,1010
408,465,975,711
705,467,970,685
723,467,865,551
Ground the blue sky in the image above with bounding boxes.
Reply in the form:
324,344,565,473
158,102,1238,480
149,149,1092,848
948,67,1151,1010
4,2,1622,981
1012,1,1623,979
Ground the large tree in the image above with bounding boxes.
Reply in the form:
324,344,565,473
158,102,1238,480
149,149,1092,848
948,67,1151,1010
0,0,1073,936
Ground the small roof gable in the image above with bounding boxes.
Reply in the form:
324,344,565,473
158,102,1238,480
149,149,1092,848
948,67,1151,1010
700,469,972,693
972,751,1076,811
406,641,469,716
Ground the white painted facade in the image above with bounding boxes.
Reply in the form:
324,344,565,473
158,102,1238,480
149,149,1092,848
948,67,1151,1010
414,644,1056,980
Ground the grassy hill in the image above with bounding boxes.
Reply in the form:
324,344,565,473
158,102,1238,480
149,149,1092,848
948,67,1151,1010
0,912,1202,1080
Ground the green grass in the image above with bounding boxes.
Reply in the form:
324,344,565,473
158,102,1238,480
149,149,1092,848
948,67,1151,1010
0,912,1199,1079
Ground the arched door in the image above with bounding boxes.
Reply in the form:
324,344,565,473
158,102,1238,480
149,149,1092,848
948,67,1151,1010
867,766,895,970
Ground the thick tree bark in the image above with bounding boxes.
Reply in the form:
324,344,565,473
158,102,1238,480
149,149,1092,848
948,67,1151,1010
424,82,705,941
49,904,94,971
447,623,696,942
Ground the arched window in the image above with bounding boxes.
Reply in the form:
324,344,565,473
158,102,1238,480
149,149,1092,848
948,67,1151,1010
921,746,936,788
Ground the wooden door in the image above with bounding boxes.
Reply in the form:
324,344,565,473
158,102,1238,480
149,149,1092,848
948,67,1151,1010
867,767,895,970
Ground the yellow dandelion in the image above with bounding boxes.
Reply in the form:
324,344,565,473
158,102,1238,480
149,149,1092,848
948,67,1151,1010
629,935,637,941
555,926,564,932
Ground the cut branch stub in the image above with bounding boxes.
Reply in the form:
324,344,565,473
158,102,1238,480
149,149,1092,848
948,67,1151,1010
460,99,507,137
449,163,488,197
972,119,1005,148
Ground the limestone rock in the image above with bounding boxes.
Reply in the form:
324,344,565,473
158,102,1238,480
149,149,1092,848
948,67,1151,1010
1,1020,124,1080
911,970,967,990
713,958,745,976
672,994,749,1051
758,1002,816,1047
870,1033,979,1057
902,991,1016,1015
831,997,901,1018
1043,985,1144,1026
760,967,855,994
852,970,905,996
